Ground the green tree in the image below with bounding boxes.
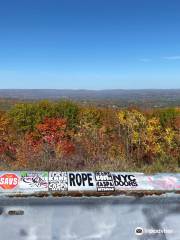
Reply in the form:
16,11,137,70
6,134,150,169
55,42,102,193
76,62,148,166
154,108,178,128
9,100,80,133
9,103,39,133
54,100,80,128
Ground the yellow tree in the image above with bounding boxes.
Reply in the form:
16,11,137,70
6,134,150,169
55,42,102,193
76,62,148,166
141,117,163,163
118,109,146,159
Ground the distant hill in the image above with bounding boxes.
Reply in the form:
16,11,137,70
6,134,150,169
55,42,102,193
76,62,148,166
0,89,180,108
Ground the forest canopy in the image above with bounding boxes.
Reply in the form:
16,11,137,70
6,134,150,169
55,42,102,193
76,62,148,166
0,99,179,173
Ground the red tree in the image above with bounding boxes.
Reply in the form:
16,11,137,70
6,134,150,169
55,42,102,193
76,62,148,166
26,118,75,157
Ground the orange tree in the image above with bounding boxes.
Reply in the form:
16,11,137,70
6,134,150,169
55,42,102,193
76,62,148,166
0,111,17,163
26,117,75,158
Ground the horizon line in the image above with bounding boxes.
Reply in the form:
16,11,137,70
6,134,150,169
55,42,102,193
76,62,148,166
0,88,180,91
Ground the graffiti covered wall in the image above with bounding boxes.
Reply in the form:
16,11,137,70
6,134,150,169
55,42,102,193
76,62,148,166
0,171,180,194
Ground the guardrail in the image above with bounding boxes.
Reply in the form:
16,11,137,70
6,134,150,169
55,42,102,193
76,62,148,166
0,171,180,196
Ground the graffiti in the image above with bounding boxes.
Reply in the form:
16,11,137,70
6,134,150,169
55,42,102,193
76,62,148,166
95,172,115,192
0,173,19,190
49,172,68,191
112,174,138,188
147,176,178,190
20,172,48,190
175,183,180,189
0,171,179,193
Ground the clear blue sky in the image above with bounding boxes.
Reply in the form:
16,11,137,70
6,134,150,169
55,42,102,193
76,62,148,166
0,0,180,89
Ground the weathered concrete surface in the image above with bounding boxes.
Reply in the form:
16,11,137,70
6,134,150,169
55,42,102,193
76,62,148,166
0,195,180,240
1,172,180,195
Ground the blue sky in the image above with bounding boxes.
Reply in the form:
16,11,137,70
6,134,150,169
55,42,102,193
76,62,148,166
0,0,180,89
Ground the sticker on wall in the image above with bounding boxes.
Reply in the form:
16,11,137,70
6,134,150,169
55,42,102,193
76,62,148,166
95,172,115,192
0,173,19,190
68,172,96,191
49,172,68,191
20,171,48,191
112,173,141,190
112,173,138,190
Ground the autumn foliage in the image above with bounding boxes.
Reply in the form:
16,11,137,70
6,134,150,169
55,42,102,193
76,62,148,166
0,100,179,172
26,118,75,156
0,112,17,162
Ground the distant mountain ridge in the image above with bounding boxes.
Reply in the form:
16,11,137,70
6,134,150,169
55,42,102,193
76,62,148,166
0,89,180,108
0,89,179,99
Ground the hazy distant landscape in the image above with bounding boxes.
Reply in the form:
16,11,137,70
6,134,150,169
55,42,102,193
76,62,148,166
0,89,180,108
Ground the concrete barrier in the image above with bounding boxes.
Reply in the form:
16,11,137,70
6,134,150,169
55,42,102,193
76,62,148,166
0,171,180,195
0,195,180,240
0,171,180,239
